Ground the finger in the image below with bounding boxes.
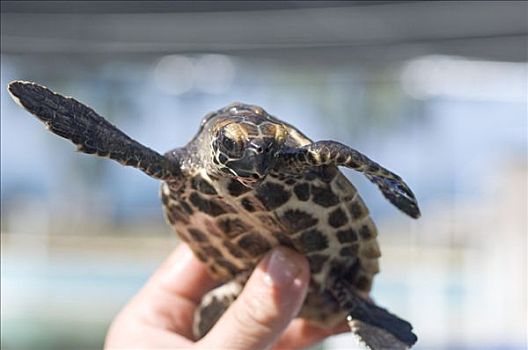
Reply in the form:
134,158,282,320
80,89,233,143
125,243,219,337
199,247,310,350
145,242,219,303
273,319,350,350
106,322,194,349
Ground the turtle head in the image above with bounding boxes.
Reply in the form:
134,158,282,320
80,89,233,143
209,107,288,187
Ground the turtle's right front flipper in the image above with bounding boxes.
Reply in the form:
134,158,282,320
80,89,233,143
8,81,181,181
279,141,420,219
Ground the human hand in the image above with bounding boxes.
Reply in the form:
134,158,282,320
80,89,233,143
105,243,348,350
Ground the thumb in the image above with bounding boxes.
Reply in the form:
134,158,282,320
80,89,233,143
198,247,310,350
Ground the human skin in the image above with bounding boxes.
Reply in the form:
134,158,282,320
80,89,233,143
105,244,348,349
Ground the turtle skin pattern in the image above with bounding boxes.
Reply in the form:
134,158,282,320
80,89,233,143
8,81,420,349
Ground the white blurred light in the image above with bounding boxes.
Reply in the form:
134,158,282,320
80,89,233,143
194,54,235,94
153,55,194,95
153,54,235,95
400,55,527,102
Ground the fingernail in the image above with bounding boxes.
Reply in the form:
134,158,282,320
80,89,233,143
264,248,301,287
160,245,194,285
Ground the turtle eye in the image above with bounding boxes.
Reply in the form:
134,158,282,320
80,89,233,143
219,133,243,158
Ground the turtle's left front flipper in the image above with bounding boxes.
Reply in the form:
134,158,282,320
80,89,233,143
8,81,181,181
280,141,420,219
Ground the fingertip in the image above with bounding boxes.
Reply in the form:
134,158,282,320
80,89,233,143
158,242,194,271
148,242,219,303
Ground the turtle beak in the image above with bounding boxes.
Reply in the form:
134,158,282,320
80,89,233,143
250,140,277,171
252,152,268,176
248,143,277,178
225,146,274,185
227,151,265,177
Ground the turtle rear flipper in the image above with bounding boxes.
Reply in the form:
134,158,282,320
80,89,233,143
346,301,417,349
330,279,417,349
192,274,248,339
8,81,180,180
349,320,412,350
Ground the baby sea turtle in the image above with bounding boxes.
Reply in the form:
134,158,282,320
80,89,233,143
8,81,420,349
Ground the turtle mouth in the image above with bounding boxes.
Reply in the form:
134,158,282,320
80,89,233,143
236,175,266,188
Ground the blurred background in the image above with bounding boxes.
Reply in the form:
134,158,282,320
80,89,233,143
1,1,526,349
